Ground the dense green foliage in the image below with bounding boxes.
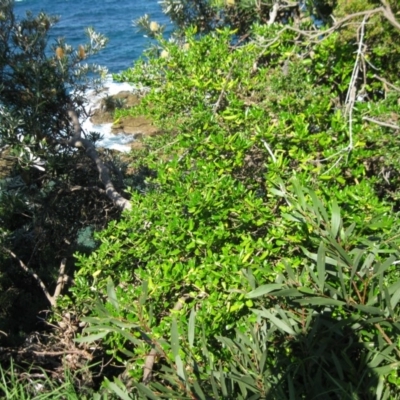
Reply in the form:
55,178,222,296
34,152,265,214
1,0,400,398
69,6,400,398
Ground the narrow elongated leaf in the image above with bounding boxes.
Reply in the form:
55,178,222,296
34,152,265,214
351,248,364,281
376,376,384,400
388,279,400,296
134,382,159,399
105,380,132,400
372,362,400,375
291,178,306,208
188,308,196,348
343,222,356,241
270,187,286,197
193,380,206,400
331,351,344,380
384,287,394,318
107,277,119,311
74,331,108,343
298,286,315,295
373,255,396,277
270,289,302,297
317,242,326,292
337,264,347,301
175,354,185,381
329,240,353,267
301,246,338,266
139,280,149,306
108,319,139,330
256,309,295,335
310,190,329,222
296,297,345,306
259,350,267,374
282,213,304,223
390,285,400,310
220,364,228,397
354,304,383,315
288,374,295,400
246,284,283,298
210,374,221,398
330,199,341,238
284,261,296,282
171,318,180,360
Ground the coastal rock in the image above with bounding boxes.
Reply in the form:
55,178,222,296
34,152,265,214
111,115,159,137
89,91,159,139
90,91,140,124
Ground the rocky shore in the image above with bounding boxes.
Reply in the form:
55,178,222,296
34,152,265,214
89,91,160,150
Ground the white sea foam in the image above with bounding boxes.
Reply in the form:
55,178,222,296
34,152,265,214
81,75,142,152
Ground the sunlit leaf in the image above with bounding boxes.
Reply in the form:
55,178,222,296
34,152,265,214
107,277,119,311
330,199,341,238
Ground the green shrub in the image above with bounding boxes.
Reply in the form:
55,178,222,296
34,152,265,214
67,12,400,397
77,186,400,398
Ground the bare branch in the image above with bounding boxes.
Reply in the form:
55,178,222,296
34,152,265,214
268,2,280,25
261,139,277,164
373,74,400,93
53,258,67,301
363,116,400,131
381,0,400,31
1,248,70,306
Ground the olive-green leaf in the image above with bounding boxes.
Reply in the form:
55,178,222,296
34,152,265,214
105,380,132,400
298,286,315,295
134,382,159,400
188,308,196,348
296,297,346,307
74,331,108,343
107,277,119,311
271,289,303,297
175,354,185,381
246,284,283,298
317,242,326,292
171,318,180,360
354,304,383,315
255,309,295,335
330,199,341,238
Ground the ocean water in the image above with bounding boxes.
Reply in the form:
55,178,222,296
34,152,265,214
14,0,169,73
14,0,170,151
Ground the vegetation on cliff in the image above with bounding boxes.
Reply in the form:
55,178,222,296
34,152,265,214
1,0,400,398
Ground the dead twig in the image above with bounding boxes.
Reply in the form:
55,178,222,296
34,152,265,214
373,74,400,93
1,247,69,307
362,116,400,131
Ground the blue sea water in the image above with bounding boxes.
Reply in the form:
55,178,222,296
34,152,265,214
14,0,170,73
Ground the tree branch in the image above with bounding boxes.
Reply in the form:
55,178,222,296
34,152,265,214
2,247,69,307
381,0,400,31
67,109,132,211
363,116,400,131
